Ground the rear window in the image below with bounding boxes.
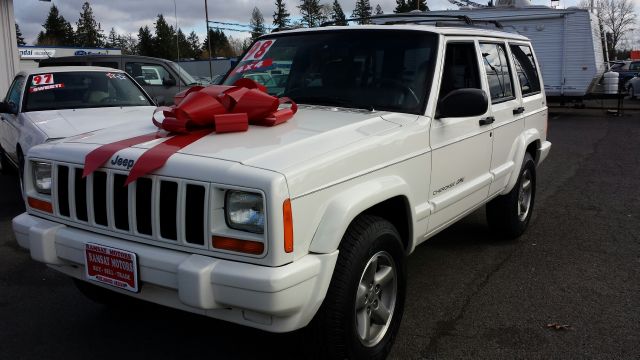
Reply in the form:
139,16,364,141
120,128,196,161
23,71,153,112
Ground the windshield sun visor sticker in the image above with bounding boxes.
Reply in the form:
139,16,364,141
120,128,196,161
29,83,64,93
243,39,276,61
234,58,274,74
32,74,54,86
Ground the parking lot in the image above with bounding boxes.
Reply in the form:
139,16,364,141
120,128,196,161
1,107,638,359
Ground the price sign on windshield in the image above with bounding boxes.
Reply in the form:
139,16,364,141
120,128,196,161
32,74,54,86
243,40,276,61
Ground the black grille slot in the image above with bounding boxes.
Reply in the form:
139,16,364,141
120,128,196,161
184,184,205,245
159,181,178,240
135,178,153,235
57,165,70,216
93,171,108,226
74,168,88,221
113,174,129,230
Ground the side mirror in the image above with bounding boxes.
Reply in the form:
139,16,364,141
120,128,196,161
162,78,177,87
437,88,488,118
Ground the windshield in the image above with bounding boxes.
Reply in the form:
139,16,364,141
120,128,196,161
23,71,153,112
224,30,438,114
171,62,199,85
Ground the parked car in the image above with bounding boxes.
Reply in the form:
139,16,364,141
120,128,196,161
39,55,202,105
625,75,640,99
14,17,550,359
610,60,640,85
0,67,155,186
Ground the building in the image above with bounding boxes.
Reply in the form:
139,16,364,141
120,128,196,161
0,0,18,96
18,45,121,71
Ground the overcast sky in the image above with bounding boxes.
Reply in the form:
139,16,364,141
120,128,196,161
14,0,640,46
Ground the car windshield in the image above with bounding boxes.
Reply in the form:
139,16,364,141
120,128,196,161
23,71,153,112
171,62,199,85
223,30,438,114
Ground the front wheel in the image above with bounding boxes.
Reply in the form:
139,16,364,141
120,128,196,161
486,152,536,239
310,215,406,360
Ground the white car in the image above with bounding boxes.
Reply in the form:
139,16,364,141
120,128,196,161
626,75,640,99
0,67,156,183
14,18,550,359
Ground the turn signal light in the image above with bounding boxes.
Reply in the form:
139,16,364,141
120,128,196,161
27,197,53,213
283,199,294,253
212,236,264,255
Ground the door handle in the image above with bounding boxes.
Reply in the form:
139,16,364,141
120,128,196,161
479,117,495,126
513,107,525,115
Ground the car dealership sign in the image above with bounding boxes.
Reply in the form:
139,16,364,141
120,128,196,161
19,48,56,59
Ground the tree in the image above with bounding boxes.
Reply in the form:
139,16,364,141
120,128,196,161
299,0,324,27
105,27,120,48
36,4,75,46
375,4,384,14
394,0,410,13
202,29,233,58
176,29,192,60
352,0,372,24
579,0,636,59
153,14,177,60
15,23,26,46
75,2,104,47
273,0,291,29
250,7,266,42
228,36,246,56
395,0,428,12
137,26,154,56
120,33,138,55
331,0,348,25
186,31,202,59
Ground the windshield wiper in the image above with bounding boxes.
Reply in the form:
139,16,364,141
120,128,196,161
292,96,374,111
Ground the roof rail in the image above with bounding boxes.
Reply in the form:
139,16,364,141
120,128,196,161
320,13,503,29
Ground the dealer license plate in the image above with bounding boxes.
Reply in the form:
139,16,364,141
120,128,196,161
85,243,139,292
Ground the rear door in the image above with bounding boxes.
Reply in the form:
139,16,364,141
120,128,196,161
478,41,524,196
428,39,493,233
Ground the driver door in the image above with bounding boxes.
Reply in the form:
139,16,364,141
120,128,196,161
0,75,25,164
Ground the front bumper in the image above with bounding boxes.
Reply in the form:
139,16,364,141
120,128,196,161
13,212,338,332
537,140,552,166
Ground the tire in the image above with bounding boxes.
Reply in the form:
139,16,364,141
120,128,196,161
73,279,136,308
486,152,536,239
309,215,406,360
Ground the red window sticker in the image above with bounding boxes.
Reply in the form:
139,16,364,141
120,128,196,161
234,58,274,74
29,83,64,93
32,74,54,86
243,40,276,61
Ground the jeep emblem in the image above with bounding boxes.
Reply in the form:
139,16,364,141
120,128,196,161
110,155,135,170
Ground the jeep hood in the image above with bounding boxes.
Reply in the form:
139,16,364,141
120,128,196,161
25,106,157,139
63,106,414,173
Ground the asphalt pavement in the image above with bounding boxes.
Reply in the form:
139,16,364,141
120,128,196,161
0,108,638,359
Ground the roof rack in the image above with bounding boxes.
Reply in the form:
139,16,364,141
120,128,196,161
320,13,503,29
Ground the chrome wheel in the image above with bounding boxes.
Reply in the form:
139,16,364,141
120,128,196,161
518,168,533,221
355,250,397,347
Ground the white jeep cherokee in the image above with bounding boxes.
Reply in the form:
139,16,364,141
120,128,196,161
13,18,550,360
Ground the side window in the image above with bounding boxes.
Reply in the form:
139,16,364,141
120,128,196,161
125,62,174,86
509,44,541,96
630,62,640,71
479,43,514,103
4,76,25,112
438,42,482,100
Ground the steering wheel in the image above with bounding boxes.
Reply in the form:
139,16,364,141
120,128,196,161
373,78,420,107
99,96,120,104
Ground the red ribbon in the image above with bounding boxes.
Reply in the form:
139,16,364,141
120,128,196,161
83,79,297,185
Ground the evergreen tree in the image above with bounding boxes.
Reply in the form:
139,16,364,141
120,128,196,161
375,4,384,14
299,0,323,27
15,23,26,46
331,0,348,25
36,4,75,46
394,0,410,13
187,31,202,59
105,27,120,48
176,29,192,60
120,33,138,55
396,0,428,11
352,0,372,24
137,26,154,56
153,14,177,60
250,7,266,42
202,29,233,58
273,0,291,28
75,2,104,47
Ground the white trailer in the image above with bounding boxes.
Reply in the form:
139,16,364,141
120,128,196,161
423,5,606,98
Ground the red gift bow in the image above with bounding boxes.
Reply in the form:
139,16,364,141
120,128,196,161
83,78,297,185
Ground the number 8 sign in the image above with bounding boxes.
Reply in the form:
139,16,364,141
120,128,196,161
243,40,276,61
32,74,54,86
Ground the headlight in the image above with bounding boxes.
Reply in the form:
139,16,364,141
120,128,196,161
225,190,264,234
32,161,52,194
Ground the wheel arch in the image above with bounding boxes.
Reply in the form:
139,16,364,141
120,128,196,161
308,176,414,255
500,129,540,195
